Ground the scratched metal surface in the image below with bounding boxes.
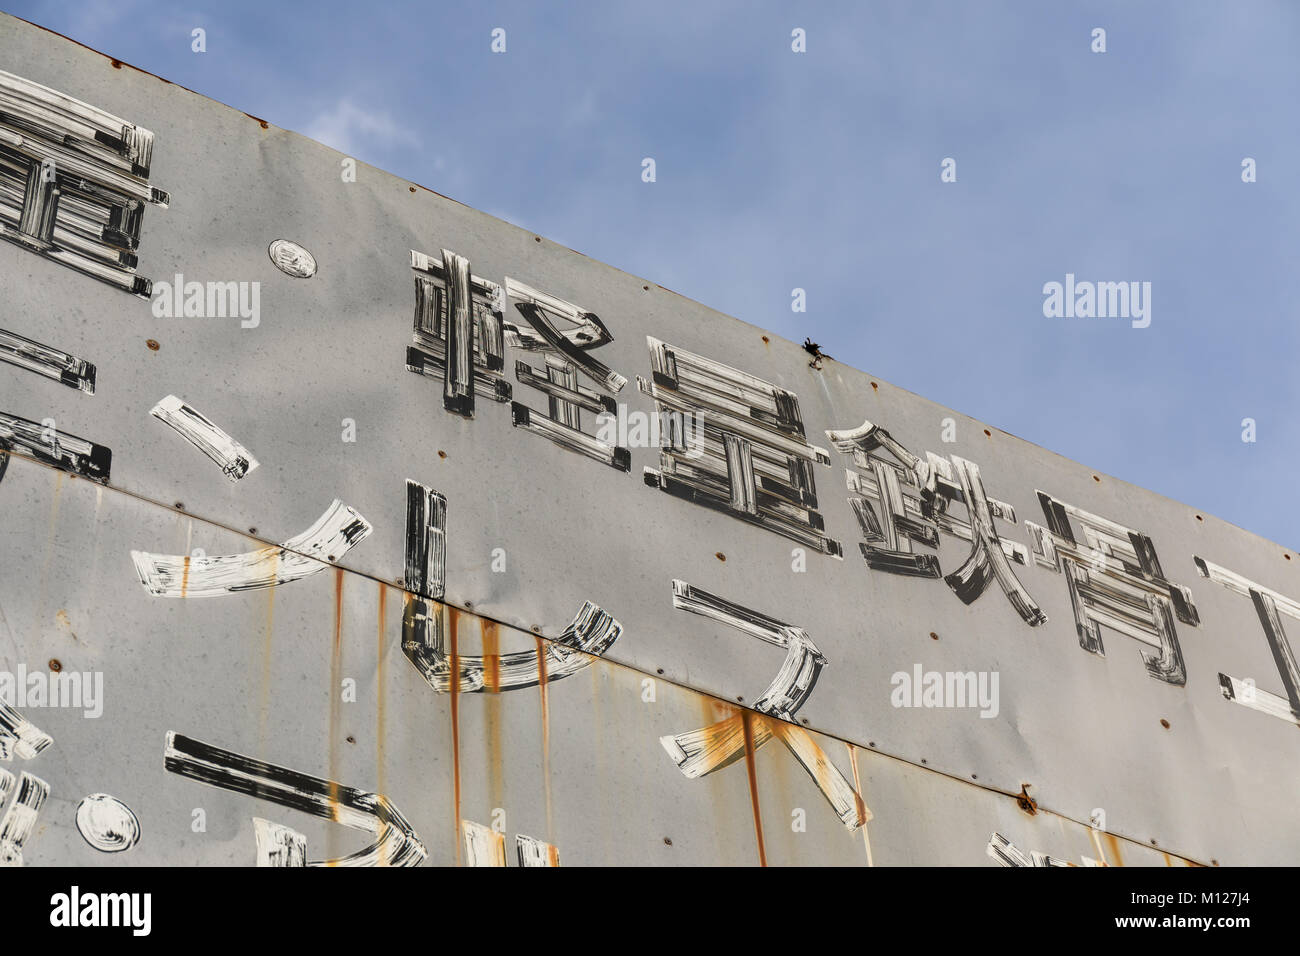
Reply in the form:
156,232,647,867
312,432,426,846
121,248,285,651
0,13,1294,865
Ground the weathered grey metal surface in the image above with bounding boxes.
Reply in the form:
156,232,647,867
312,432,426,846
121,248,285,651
0,454,1195,866
0,13,1293,865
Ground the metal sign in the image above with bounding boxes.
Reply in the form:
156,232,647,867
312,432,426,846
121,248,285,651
0,13,1292,866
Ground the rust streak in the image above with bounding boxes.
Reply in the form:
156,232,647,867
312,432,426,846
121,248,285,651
1088,827,1106,866
740,711,767,868
449,607,462,866
482,619,504,816
180,554,190,598
535,636,554,843
1103,832,1125,868
482,619,501,693
847,744,874,866
772,720,871,827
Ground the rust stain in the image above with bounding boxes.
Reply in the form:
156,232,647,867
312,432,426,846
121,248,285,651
327,567,344,865
840,743,868,828
482,619,505,815
449,607,462,866
180,554,190,598
764,721,797,862
547,844,560,868
376,581,387,801
1162,852,1173,867
772,720,871,828
54,609,77,641
1087,827,1106,866
482,620,502,693
740,711,767,867
536,636,554,843
1104,832,1125,868
847,745,874,865
1016,784,1038,815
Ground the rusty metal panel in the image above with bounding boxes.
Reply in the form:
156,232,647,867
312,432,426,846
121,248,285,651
0,455,1198,866
0,13,1292,866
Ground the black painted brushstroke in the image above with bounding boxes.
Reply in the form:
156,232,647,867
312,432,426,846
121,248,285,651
0,411,109,481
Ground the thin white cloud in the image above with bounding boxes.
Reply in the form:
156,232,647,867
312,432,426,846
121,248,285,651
302,98,419,157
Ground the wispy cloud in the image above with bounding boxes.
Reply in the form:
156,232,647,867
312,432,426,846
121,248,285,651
302,98,419,158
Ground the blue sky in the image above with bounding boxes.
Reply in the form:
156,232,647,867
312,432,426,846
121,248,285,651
8,0,1299,546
